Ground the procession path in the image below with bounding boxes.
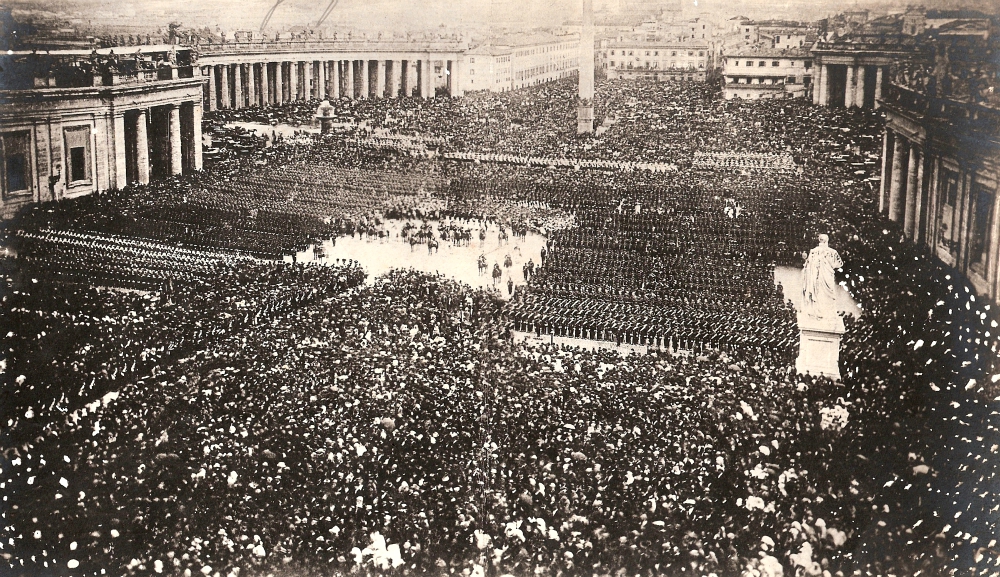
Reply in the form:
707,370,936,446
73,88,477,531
302,218,548,299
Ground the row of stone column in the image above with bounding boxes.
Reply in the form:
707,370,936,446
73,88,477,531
204,59,460,111
881,126,1000,302
112,102,202,188
813,63,885,108
881,128,925,240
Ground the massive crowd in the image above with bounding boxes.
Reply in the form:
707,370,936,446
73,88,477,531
2,75,998,577
890,34,999,107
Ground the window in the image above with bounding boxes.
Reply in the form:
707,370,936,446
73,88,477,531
944,171,959,206
699,51,704,56
610,61,615,67
671,51,676,56
758,61,766,67
787,76,796,84
470,58,476,63
654,51,659,56
64,126,91,185
746,61,754,67
772,61,779,67
969,183,995,271
470,69,475,75
804,61,812,69
2,131,32,198
70,147,86,182
645,51,650,56
733,60,739,66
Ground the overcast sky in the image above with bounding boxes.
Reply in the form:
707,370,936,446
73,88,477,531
8,0,991,32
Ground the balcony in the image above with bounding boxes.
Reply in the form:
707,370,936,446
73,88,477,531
724,78,787,90
881,83,1000,142
25,66,198,89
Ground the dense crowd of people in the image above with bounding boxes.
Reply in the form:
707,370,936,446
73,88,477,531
2,75,998,577
890,34,999,107
1,254,366,450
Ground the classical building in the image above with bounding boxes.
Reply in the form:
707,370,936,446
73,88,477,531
462,33,580,93
463,45,513,92
879,84,1000,306
0,46,203,218
604,40,710,81
505,33,581,91
722,46,813,99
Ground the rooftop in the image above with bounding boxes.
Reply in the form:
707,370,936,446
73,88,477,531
725,44,812,58
747,20,812,29
607,39,710,49
492,32,579,48
6,44,192,57
466,44,513,57
926,9,991,20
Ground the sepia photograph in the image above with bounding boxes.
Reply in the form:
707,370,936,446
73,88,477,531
0,0,998,575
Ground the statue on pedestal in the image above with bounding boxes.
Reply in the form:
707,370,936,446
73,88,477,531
796,234,845,380
801,234,843,320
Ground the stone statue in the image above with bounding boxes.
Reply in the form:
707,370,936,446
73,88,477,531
801,234,843,319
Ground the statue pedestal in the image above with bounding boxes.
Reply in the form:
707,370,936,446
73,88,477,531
577,104,594,135
796,312,844,381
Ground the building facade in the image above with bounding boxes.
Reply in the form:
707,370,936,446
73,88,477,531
507,34,580,90
604,41,710,81
462,33,580,93
722,47,813,99
879,84,1000,305
463,46,513,92
811,39,903,108
0,46,203,218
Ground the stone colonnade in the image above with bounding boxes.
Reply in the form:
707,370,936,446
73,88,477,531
880,125,1000,303
812,58,889,109
202,57,463,111
114,100,203,187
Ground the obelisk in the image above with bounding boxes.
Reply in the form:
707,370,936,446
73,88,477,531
577,0,595,134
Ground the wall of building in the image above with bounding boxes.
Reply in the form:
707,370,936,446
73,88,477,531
463,52,513,92
510,38,580,90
